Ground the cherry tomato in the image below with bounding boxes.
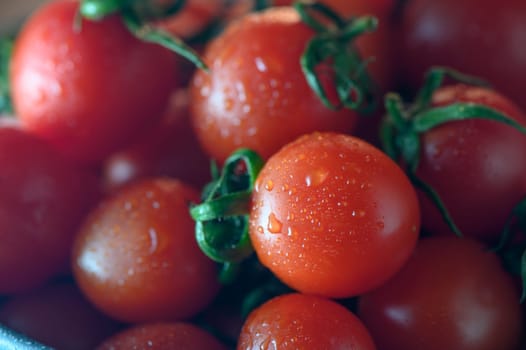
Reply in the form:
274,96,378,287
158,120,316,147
358,236,524,350
238,293,376,350
10,0,180,165
190,6,378,164
414,85,526,242
0,280,123,350
103,89,211,193
0,121,100,293
72,178,220,323
96,322,227,350
396,0,526,110
249,132,420,298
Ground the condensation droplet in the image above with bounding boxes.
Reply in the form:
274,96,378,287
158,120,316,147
305,168,329,187
255,57,267,72
148,228,158,254
224,98,234,111
268,213,283,234
265,180,274,191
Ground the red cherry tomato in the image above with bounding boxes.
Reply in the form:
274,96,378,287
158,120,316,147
396,0,526,110
0,121,100,293
96,322,227,350
72,178,220,323
103,90,211,193
238,293,376,350
415,85,526,242
190,6,379,164
0,280,122,350
10,0,180,165
249,132,420,298
358,236,524,350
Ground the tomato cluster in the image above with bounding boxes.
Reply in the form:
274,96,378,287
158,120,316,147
0,0,525,349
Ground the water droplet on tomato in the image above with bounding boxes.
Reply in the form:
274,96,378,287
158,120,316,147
268,213,283,234
224,97,235,111
257,226,264,234
265,180,274,191
148,228,158,254
255,57,267,72
305,168,329,187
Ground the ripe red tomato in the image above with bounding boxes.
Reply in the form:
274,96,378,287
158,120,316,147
10,0,180,165
0,280,122,350
414,85,526,242
190,6,380,164
102,90,211,193
396,0,526,110
249,132,420,298
358,236,524,350
0,121,100,293
96,322,227,350
238,293,376,350
72,178,220,323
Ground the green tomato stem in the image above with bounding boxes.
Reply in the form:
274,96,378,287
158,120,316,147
80,0,123,20
295,1,379,113
0,37,13,115
191,149,264,274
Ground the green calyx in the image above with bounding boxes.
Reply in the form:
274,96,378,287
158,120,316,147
0,37,13,115
294,1,379,113
78,0,207,70
492,197,526,303
190,148,264,284
381,66,526,238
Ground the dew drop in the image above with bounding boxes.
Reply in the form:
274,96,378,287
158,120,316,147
265,180,274,191
268,213,283,234
224,98,235,111
255,57,267,72
148,228,158,254
305,168,329,187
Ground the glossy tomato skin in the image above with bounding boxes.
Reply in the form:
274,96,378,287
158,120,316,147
10,0,179,165
238,293,376,350
103,90,211,193
396,0,526,110
0,121,100,293
0,280,123,350
249,132,420,298
96,322,227,350
415,85,526,242
72,178,220,323
191,7,365,164
358,236,524,350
